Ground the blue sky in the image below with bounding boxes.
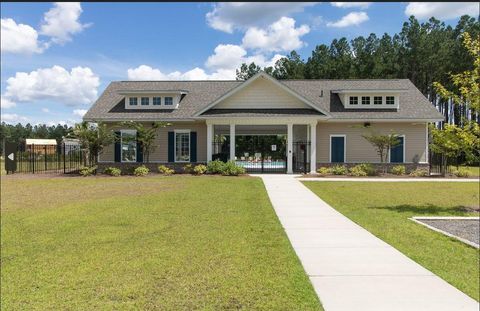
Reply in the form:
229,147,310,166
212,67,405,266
1,2,478,125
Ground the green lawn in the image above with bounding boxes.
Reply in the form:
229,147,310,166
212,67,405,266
303,181,479,301
1,175,322,310
449,165,480,177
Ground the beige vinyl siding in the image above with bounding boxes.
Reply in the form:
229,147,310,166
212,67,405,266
215,77,309,109
316,122,427,163
99,122,207,163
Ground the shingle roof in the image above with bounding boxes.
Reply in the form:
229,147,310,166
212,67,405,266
83,79,444,121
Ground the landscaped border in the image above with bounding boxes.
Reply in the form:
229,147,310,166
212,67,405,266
410,216,480,249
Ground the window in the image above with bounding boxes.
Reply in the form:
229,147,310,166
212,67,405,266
361,96,371,105
390,136,404,163
386,96,395,105
121,130,136,162
153,97,161,105
349,96,358,105
175,131,190,162
374,96,382,105
330,135,345,163
129,97,138,106
141,97,149,105
164,97,173,105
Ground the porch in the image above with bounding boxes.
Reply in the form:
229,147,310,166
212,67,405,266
205,119,318,174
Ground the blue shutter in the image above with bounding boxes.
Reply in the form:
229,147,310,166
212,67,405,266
168,132,175,162
136,137,143,163
114,131,121,162
390,137,404,163
190,132,197,163
331,136,345,163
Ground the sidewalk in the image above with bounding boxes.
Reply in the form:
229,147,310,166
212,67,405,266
257,174,479,311
297,177,479,182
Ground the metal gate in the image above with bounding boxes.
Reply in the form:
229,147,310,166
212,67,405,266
4,142,87,174
293,141,311,174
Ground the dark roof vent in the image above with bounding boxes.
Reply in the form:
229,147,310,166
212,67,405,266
320,90,323,97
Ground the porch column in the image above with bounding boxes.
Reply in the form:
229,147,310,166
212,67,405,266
310,122,317,174
287,123,293,174
206,122,213,162
230,123,235,161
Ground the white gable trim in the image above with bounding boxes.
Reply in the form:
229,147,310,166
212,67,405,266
194,71,331,117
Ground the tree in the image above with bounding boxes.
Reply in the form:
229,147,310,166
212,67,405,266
72,122,115,165
272,51,305,79
121,121,170,163
236,63,261,80
362,130,401,172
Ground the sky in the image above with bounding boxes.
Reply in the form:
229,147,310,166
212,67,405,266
1,2,478,126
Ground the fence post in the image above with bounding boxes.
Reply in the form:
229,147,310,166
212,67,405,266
44,145,47,171
63,143,66,174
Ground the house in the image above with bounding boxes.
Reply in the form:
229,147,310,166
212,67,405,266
83,71,444,174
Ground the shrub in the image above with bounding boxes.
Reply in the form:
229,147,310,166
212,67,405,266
358,163,376,176
206,159,225,174
331,165,347,175
409,168,429,177
133,165,149,176
183,164,193,174
221,161,246,176
453,167,472,178
193,164,207,175
158,165,174,175
104,167,121,176
316,167,331,176
79,166,96,176
349,165,368,177
391,165,406,175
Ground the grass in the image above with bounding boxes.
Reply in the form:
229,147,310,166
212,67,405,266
303,181,479,301
448,165,480,177
1,175,322,310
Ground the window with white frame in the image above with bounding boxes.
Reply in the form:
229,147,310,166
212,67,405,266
141,97,149,105
374,96,382,105
121,130,136,162
153,97,161,105
361,96,371,105
349,96,358,105
129,97,138,106
386,96,395,105
175,131,190,162
164,97,173,105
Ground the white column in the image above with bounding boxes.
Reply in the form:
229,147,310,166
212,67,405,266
310,122,317,174
206,122,213,162
230,123,235,161
287,123,293,174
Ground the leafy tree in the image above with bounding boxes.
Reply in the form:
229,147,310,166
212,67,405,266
362,130,401,173
72,122,115,165
236,63,261,80
121,121,170,163
272,51,305,79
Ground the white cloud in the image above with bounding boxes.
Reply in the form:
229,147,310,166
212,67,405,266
1,113,28,123
1,96,16,109
331,2,371,9
205,44,248,70
42,108,50,113
3,65,99,107
405,2,479,20
1,18,44,54
242,17,310,52
73,109,87,117
127,65,212,80
327,12,369,27
206,2,316,33
40,2,89,44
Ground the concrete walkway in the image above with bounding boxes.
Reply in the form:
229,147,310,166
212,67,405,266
257,174,479,311
297,177,479,182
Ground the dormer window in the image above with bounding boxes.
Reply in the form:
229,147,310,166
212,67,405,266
386,96,395,105
164,97,173,105
129,97,138,106
141,97,149,106
361,96,370,105
374,96,382,105
349,96,358,105
153,97,161,105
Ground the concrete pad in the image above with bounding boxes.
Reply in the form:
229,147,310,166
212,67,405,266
310,275,479,311
258,175,479,311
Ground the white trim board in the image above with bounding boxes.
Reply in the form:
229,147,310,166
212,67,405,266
410,217,479,249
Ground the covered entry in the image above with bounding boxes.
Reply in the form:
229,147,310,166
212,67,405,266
208,122,316,174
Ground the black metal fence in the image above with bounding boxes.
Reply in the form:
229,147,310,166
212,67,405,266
6,143,87,174
293,141,310,174
429,152,478,175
